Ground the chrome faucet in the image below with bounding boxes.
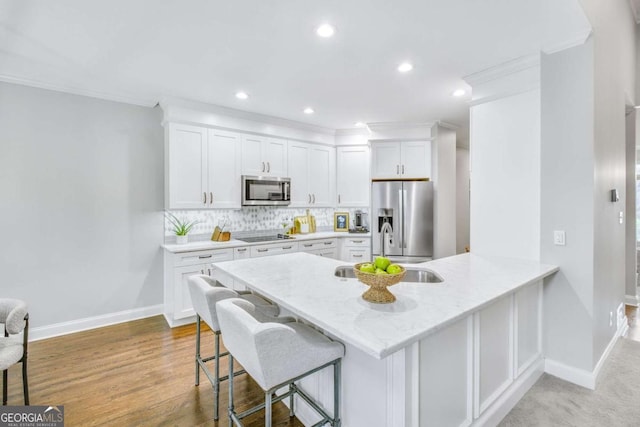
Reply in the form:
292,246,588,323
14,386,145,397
380,221,393,257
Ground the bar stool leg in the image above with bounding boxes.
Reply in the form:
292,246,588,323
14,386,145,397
2,369,7,405
214,332,221,420
289,383,294,417
228,355,234,426
195,315,201,386
265,390,273,427
334,359,341,427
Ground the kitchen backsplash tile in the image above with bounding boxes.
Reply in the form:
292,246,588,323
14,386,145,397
164,207,369,238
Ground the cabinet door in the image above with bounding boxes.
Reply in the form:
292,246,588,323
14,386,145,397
401,141,431,179
309,145,335,206
241,134,266,175
173,263,208,320
371,142,401,179
287,141,311,206
167,124,208,209
337,146,370,207
265,138,288,176
208,129,241,208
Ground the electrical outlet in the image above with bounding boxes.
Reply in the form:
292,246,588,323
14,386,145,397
609,311,613,327
553,231,566,246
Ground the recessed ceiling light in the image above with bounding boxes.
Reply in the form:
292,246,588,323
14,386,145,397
235,91,249,100
355,122,366,128
452,89,466,97
304,107,315,114
316,24,335,38
397,62,413,73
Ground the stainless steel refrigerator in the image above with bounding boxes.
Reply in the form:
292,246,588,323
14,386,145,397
371,180,434,263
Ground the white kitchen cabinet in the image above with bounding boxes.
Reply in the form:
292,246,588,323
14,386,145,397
299,238,338,259
166,123,241,209
250,241,299,258
340,236,371,262
287,141,335,207
371,140,431,179
163,248,234,327
336,146,370,207
241,134,288,177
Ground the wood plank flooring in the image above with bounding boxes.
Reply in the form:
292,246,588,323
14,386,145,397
3,316,304,426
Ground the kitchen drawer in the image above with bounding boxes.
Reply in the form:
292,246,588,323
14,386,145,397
342,237,370,248
233,246,251,260
299,238,337,251
251,242,299,258
304,248,339,259
345,248,371,263
174,248,234,267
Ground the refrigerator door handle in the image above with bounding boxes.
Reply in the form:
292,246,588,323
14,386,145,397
399,189,405,249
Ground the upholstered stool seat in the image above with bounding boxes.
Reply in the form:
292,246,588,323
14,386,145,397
217,298,345,427
0,298,29,406
187,275,285,420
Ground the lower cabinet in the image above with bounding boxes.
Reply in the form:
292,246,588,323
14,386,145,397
299,238,338,259
340,236,371,262
163,248,233,327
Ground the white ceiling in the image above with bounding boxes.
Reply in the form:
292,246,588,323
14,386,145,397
0,1,591,143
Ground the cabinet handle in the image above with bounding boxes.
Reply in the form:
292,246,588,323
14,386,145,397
207,268,212,276
200,269,205,274
352,240,363,243
338,194,341,204
353,254,363,258
312,194,315,204
257,248,268,253
402,164,405,174
262,162,265,172
267,162,270,173
323,241,332,245
203,192,207,204
198,254,213,259
210,192,213,205
304,243,313,247
237,248,247,252
283,246,292,250
308,194,312,203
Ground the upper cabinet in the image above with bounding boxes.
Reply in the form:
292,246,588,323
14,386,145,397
287,141,335,207
241,135,287,177
166,123,240,209
336,146,370,207
371,141,431,179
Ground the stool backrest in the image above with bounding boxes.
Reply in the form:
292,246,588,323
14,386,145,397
188,275,239,332
217,298,295,389
0,299,28,335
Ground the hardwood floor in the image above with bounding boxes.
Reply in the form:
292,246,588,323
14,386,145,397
4,316,304,426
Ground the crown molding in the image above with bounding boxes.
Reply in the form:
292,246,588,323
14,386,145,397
542,29,592,55
160,96,335,136
335,127,371,137
0,73,157,107
366,121,436,133
436,121,460,130
463,54,540,87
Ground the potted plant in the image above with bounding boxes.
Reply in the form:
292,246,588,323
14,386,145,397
166,212,200,244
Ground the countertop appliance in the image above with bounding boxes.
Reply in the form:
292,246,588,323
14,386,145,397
349,210,369,233
241,175,291,206
371,180,433,263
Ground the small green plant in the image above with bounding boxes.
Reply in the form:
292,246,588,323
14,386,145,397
166,212,200,236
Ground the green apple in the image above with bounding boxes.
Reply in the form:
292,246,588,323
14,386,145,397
386,264,403,275
359,263,376,273
375,268,388,275
374,256,391,271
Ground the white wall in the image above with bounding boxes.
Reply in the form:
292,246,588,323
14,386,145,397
469,85,541,261
433,125,457,258
0,82,164,331
456,148,470,254
625,108,637,304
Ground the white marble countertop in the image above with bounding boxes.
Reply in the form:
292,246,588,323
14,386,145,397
212,252,558,359
162,231,371,253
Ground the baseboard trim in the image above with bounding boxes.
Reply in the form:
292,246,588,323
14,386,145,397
30,304,164,342
472,357,544,427
544,318,627,390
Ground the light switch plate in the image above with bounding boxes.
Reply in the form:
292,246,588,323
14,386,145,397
553,230,566,246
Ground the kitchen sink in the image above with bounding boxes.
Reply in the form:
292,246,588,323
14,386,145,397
334,266,443,283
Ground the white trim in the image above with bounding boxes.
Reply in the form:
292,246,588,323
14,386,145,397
0,73,157,107
624,294,639,306
367,121,436,133
436,121,460,130
334,127,371,137
467,85,541,107
463,54,540,87
543,318,628,390
471,358,544,427
542,30,592,55
30,304,163,342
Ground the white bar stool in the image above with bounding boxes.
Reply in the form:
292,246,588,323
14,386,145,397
217,298,345,427
187,275,287,420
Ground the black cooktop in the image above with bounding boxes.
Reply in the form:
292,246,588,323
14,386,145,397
237,234,295,243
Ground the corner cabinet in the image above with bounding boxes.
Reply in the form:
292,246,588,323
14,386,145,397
371,140,431,180
336,146,370,207
241,135,288,177
287,141,335,207
165,123,241,209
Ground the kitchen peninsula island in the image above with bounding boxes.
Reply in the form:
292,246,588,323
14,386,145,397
212,252,558,427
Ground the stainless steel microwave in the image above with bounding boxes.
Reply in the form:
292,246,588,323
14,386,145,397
241,175,291,206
